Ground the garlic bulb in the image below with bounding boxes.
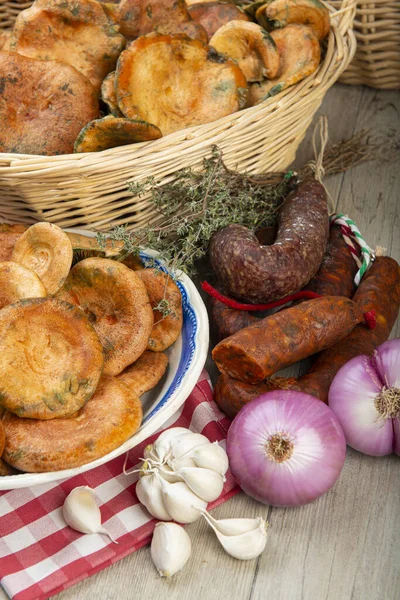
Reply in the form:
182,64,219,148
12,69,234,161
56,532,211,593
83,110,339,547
178,467,225,502
151,522,192,577
128,427,229,524
201,511,268,560
136,474,172,521
63,486,117,543
159,478,207,524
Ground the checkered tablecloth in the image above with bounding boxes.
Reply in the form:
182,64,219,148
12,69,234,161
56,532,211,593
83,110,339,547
0,370,239,600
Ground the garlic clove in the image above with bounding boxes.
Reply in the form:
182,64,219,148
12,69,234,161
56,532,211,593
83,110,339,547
202,512,268,560
136,473,173,521
158,478,207,523
63,486,116,543
154,427,194,461
190,442,229,476
199,510,264,536
157,463,183,483
178,467,225,502
170,432,210,460
151,522,192,577
170,455,197,470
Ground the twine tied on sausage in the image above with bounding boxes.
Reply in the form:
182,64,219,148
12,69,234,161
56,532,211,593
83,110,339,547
329,213,376,286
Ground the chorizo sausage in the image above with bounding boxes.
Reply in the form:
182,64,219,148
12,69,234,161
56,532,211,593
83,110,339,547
214,373,300,419
212,296,365,383
300,224,358,298
297,256,400,402
210,224,358,341
209,179,329,303
209,296,257,342
213,257,400,416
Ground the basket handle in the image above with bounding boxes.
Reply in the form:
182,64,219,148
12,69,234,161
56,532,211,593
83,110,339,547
330,0,357,36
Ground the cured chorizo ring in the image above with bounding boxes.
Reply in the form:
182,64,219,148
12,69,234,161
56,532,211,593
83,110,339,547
300,224,358,298
297,256,400,403
209,224,358,342
209,179,329,303
214,373,299,419
212,296,365,383
209,296,257,342
214,257,400,415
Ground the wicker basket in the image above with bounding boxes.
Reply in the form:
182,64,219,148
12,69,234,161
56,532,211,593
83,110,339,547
0,0,356,231
332,0,400,88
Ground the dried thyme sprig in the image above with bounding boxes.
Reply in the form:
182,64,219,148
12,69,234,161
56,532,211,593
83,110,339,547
96,130,384,279
96,146,294,277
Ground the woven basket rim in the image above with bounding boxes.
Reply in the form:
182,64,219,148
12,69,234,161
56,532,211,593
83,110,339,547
0,0,357,167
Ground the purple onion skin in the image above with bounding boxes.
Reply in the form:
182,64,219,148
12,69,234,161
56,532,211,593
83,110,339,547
226,390,346,508
329,339,400,457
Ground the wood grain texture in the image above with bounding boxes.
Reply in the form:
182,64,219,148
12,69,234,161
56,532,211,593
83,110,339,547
1,84,399,600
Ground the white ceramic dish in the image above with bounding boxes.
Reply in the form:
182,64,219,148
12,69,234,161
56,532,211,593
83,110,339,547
0,230,209,490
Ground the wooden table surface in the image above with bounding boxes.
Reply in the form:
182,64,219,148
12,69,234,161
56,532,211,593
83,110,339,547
2,83,399,600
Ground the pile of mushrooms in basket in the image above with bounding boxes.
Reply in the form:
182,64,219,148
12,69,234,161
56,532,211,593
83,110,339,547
0,0,331,154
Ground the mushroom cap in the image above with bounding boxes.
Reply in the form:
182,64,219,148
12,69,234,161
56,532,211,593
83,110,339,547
74,116,162,153
11,222,73,294
0,297,104,420
2,376,142,472
0,224,29,262
117,350,169,396
10,0,125,92
0,420,5,456
209,20,280,82
154,19,208,44
137,268,183,352
101,71,123,117
188,2,251,40
247,24,321,105
265,0,330,40
115,33,248,135
0,261,46,309
117,0,190,39
56,257,154,376
0,51,99,155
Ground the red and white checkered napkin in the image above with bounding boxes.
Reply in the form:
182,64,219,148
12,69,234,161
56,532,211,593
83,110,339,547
0,370,239,600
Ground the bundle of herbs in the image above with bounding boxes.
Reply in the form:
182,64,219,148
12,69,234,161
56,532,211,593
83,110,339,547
96,127,383,279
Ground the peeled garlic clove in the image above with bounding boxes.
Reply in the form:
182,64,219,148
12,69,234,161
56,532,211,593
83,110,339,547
200,510,263,536
151,522,192,577
63,486,116,542
136,474,172,521
203,513,268,560
190,442,229,476
154,427,193,461
178,467,225,502
159,478,207,523
170,432,210,460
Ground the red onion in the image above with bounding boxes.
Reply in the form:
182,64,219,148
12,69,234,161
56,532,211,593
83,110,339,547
329,338,400,457
226,390,346,507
